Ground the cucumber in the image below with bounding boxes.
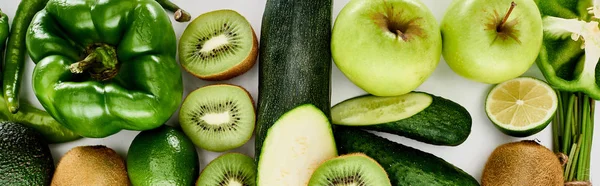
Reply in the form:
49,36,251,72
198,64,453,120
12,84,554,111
331,92,472,146
255,0,332,159
334,127,480,186
257,104,337,186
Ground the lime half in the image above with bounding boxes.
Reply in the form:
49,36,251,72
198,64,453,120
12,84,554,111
485,77,558,137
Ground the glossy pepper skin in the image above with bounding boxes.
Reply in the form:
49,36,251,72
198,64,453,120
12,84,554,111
26,0,183,138
534,0,600,99
0,9,8,65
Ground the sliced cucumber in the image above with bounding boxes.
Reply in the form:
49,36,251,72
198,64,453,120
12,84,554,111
257,104,337,186
332,92,432,125
332,92,472,146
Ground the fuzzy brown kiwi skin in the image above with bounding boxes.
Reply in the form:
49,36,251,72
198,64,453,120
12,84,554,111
482,140,563,186
181,83,256,145
195,152,254,185
185,29,259,81
52,145,130,186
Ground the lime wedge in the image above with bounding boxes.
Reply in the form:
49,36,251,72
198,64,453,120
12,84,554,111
485,77,558,137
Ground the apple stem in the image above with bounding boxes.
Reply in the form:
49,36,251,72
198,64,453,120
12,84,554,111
498,1,517,32
396,30,408,41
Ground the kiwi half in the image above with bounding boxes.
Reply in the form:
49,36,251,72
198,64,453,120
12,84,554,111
308,153,391,186
179,84,255,152
179,9,258,81
196,153,256,186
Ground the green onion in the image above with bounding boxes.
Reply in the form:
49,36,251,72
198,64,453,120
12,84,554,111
553,91,595,182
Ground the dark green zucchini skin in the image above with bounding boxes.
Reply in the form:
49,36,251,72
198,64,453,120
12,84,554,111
255,0,332,160
364,93,472,146
334,127,480,186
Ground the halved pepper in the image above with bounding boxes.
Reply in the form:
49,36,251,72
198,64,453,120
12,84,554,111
26,0,183,138
535,0,600,99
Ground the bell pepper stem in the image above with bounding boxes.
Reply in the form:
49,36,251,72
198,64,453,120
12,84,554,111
174,9,191,22
70,52,97,74
69,44,119,81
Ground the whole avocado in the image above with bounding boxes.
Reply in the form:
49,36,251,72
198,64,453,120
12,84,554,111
127,125,199,186
0,121,54,185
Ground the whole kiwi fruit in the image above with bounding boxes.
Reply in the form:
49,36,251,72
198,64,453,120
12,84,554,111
51,145,129,186
482,140,563,186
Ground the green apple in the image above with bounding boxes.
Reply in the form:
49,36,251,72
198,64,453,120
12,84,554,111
441,0,543,84
332,0,442,96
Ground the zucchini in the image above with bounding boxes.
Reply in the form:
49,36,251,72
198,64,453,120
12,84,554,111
335,127,480,186
257,104,337,186
255,0,332,159
331,92,472,146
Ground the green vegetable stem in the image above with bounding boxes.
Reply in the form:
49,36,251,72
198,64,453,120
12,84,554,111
553,92,594,183
155,0,191,22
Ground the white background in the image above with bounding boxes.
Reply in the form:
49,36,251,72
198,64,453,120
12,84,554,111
0,0,598,183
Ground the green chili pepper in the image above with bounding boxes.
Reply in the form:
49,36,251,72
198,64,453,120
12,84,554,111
26,0,183,138
0,94,80,143
0,9,9,66
4,0,49,114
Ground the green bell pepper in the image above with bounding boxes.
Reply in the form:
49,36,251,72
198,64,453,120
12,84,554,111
26,0,183,138
535,0,600,99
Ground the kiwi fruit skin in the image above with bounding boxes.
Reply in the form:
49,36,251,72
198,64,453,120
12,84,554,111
179,10,258,81
482,140,563,186
196,153,256,186
179,84,256,152
308,153,392,186
51,145,130,186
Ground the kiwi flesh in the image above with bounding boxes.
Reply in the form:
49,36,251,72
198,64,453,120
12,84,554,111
51,145,129,186
482,140,563,186
196,153,256,186
179,9,258,81
179,84,255,152
308,153,392,186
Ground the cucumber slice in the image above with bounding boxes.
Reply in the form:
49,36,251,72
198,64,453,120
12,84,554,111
257,104,337,186
332,92,472,146
332,92,432,125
